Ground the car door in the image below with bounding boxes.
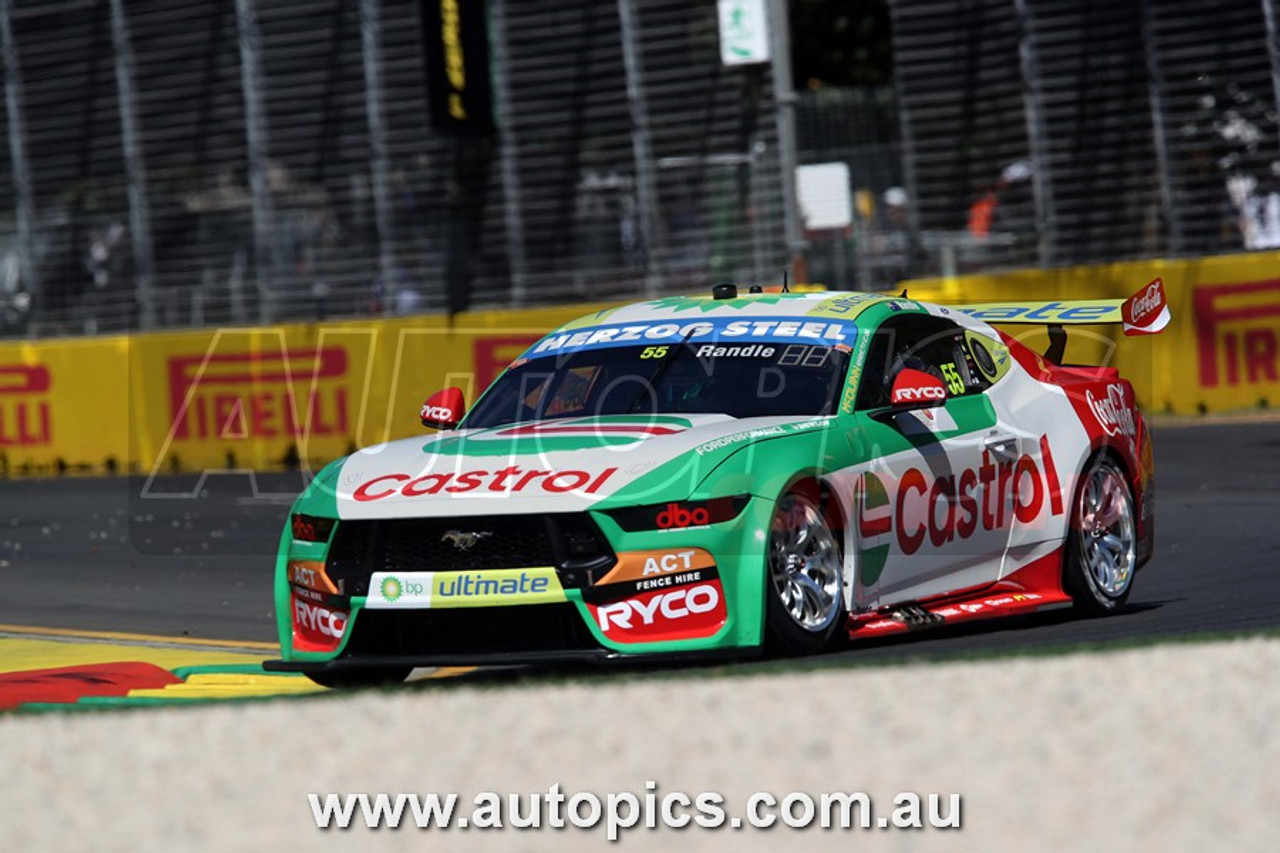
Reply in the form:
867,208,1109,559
960,325,1074,580
845,313,1017,609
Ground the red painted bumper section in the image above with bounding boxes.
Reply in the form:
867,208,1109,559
848,549,1072,639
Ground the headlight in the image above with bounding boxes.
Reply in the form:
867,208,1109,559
603,495,750,532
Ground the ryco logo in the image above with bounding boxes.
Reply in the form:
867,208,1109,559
890,368,947,406
892,385,946,403
293,599,347,645
420,405,458,422
595,583,721,632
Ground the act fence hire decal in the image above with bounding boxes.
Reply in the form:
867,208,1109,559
582,549,727,643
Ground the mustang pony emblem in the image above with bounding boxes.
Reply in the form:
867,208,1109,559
442,530,493,551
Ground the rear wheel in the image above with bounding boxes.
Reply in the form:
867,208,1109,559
304,667,412,689
765,490,847,654
1064,456,1137,615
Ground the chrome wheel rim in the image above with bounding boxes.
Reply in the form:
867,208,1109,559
1077,462,1136,599
768,494,843,632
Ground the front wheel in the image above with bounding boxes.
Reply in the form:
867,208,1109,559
1064,456,1137,615
765,490,847,654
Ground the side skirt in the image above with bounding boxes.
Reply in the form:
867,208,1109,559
847,548,1072,640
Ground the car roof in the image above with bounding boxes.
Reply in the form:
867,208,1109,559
555,290,917,333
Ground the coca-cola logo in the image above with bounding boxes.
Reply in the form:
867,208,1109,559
1122,279,1170,336
1129,282,1164,323
1086,384,1136,438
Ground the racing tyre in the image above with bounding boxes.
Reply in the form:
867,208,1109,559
1064,456,1137,616
304,667,412,689
765,490,847,654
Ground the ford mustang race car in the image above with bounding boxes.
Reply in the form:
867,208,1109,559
266,280,1169,686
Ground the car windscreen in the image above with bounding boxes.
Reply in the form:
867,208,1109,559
464,340,851,429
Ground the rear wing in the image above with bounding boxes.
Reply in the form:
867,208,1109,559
957,278,1170,337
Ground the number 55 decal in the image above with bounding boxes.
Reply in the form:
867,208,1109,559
940,362,965,395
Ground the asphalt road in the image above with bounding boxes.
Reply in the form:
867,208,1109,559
0,420,1276,668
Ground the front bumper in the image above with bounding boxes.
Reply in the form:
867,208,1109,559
274,496,776,665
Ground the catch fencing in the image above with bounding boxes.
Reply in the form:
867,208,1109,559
0,0,792,336
6,1,1280,339
890,0,1280,279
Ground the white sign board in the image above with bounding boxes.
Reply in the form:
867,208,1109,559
796,162,853,230
718,0,771,66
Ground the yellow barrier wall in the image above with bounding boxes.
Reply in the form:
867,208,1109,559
904,251,1280,416
6,302,619,474
2,251,1277,475
0,334,131,474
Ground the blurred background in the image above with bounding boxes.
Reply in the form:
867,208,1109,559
0,0,1278,337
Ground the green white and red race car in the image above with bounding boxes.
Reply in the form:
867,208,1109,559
266,280,1169,686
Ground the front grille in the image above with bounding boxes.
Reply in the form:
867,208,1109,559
341,603,600,657
326,513,612,596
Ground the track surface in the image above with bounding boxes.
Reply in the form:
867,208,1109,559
0,420,1276,670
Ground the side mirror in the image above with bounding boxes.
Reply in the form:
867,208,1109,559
888,368,947,409
420,387,466,430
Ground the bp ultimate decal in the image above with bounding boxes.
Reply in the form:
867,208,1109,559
365,567,566,609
